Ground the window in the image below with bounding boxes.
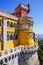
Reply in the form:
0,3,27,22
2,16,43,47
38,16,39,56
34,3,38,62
0,22,1,26
9,56,11,61
13,34,18,40
10,34,13,40
12,55,14,59
10,22,13,27
13,34,16,40
14,23,15,26
16,35,18,39
0,35,2,41
0,19,2,26
7,35,9,40
0,60,3,65
7,21,10,27
5,58,8,63
14,23,17,28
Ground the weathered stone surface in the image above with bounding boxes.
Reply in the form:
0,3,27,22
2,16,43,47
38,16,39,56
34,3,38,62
19,52,39,65
27,52,39,65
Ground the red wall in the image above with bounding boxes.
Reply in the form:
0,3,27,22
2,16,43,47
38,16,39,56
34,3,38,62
15,9,28,17
21,10,28,17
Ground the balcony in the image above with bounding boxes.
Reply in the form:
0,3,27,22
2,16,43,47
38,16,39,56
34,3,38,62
17,24,33,30
23,29,33,33
20,17,33,22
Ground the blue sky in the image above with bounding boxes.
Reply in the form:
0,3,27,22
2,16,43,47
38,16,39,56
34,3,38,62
0,0,43,34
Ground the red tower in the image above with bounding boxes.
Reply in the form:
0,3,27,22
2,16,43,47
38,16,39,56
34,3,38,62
14,3,30,17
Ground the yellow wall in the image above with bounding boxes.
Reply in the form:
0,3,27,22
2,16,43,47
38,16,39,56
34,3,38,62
6,40,14,49
18,31,35,47
6,40,18,50
6,19,18,49
6,28,15,32
13,40,18,47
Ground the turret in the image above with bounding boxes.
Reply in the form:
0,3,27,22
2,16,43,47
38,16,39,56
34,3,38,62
14,3,35,47
14,3,30,17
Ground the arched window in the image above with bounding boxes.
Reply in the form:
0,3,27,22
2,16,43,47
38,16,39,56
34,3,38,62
14,23,15,27
0,60,3,65
10,22,13,27
0,20,1,26
14,23,17,28
0,36,1,41
10,34,13,40
9,56,11,61
16,34,18,39
13,34,16,40
7,21,10,27
12,55,14,59
5,58,8,63
13,34,18,40
7,35,9,40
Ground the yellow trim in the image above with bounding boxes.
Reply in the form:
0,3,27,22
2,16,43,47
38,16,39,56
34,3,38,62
24,29,33,33
6,28,15,32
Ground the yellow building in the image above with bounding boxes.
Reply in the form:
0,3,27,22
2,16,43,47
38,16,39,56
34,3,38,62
0,4,37,51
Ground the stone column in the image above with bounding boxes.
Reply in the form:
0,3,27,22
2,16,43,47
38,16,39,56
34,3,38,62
3,17,7,50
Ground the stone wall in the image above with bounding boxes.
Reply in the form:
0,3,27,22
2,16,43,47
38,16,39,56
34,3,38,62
18,51,40,65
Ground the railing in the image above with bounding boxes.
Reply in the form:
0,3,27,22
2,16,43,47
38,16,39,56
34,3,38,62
20,17,33,22
0,45,38,65
16,25,33,30
0,46,24,60
0,46,24,65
